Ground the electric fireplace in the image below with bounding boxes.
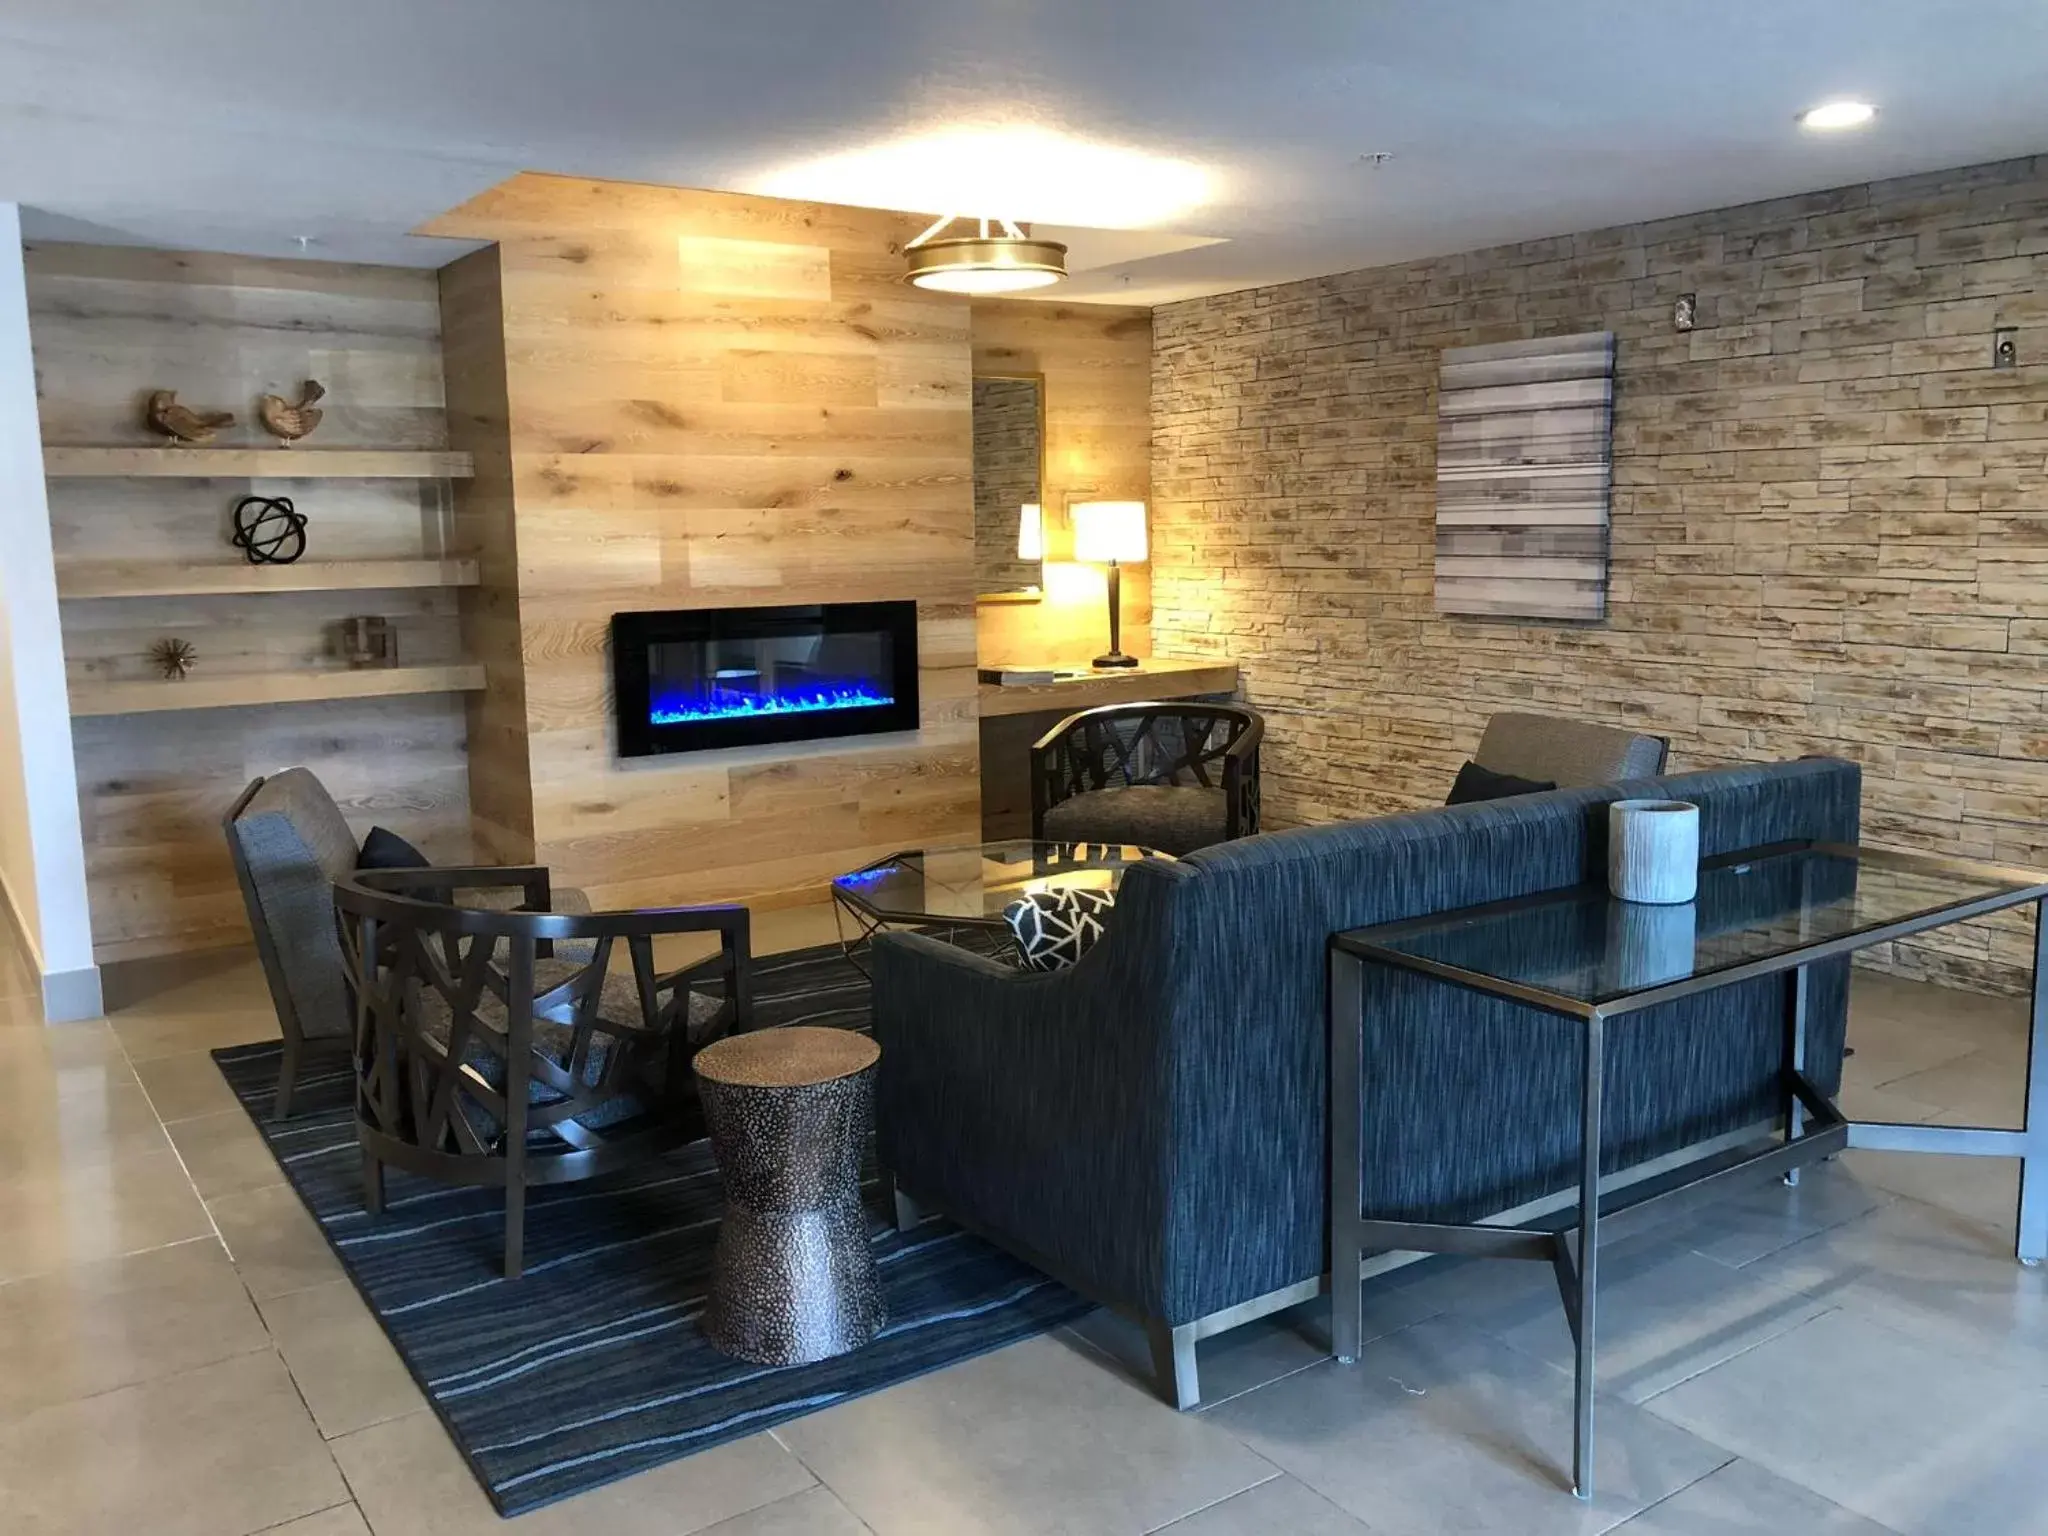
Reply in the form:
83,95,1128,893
612,601,920,758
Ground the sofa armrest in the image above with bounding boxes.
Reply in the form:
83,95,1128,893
869,932,1084,1084
870,929,1172,1315
876,927,1020,978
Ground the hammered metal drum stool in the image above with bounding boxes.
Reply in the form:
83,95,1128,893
694,1026,885,1365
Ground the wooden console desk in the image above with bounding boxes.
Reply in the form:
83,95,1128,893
977,658,1241,838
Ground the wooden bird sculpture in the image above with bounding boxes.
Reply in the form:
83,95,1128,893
146,390,236,446
258,379,326,446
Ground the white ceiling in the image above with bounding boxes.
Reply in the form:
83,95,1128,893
3,1,2045,304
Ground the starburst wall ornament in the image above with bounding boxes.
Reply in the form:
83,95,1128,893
150,638,197,680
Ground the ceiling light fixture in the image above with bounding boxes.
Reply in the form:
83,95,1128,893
1798,100,1877,131
902,214,1067,294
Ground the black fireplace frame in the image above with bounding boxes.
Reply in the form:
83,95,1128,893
612,600,921,759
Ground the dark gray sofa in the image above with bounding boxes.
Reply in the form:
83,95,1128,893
870,757,1859,1406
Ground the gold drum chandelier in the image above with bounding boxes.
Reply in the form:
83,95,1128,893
902,214,1067,294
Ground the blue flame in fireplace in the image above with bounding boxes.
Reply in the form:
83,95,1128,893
650,680,895,726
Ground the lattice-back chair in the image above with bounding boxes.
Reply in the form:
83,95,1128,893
1030,702,1263,857
334,869,753,1277
225,767,614,1122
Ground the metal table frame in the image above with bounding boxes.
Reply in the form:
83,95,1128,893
830,883,988,979
1328,840,2048,1501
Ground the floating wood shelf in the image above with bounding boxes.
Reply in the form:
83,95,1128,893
58,558,483,600
43,447,475,479
70,663,487,717
977,658,1242,718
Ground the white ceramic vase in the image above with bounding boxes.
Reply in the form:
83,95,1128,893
1608,799,1700,905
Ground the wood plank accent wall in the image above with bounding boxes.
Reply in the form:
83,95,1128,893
25,243,474,960
422,175,981,910
439,246,534,865
970,300,1156,666
1151,155,2048,994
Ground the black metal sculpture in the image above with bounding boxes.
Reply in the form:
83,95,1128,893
230,494,308,565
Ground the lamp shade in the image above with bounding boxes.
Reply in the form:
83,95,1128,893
904,235,1067,293
1017,502,1043,561
1072,500,1148,563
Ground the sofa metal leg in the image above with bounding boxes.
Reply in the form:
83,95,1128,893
1146,1321,1200,1411
891,1182,929,1235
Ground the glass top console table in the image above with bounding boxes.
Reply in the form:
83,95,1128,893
1329,840,2048,1501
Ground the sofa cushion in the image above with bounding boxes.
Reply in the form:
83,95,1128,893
413,956,722,1131
1446,760,1555,805
1003,887,1116,972
1043,785,1227,856
458,883,599,964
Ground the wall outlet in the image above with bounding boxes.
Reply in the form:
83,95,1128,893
1994,327,2018,368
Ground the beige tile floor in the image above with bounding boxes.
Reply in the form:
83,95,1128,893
0,910,2043,1535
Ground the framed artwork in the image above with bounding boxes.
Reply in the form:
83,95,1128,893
1435,331,1615,621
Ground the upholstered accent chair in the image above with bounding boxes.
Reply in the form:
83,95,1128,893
334,871,752,1277
224,770,372,1121
1473,712,1668,788
1031,702,1263,857
225,767,598,1120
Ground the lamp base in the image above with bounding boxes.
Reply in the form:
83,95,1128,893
1092,651,1140,670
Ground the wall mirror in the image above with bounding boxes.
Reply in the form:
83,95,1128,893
973,374,1045,600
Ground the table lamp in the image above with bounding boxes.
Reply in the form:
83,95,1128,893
1017,502,1043,562
1072,500,1147,669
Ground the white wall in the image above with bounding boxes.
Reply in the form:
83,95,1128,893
0,205,99,1020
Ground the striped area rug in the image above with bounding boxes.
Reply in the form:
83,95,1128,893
212,939,1085,1516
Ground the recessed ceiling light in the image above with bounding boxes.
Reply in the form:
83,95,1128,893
1799,100,1877,131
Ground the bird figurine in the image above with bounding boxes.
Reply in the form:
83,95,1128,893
258,379,326,446
146,390,236,447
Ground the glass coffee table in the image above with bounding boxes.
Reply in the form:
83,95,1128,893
831,840,1168,972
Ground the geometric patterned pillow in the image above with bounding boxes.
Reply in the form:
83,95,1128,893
1001,886,1117,973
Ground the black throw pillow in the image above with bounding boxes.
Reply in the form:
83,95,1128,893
1446,760,1557,806
357,826,431,896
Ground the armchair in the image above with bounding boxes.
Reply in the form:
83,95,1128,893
1473,712,1668,788
1030,702,1263,857
334,868,752,1277
225,770,371,1121
224,767,598,1119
